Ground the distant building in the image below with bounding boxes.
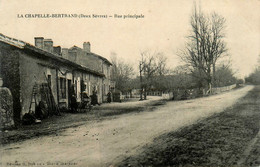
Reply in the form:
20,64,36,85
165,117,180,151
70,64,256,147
61,43,113,102
0,33,113,125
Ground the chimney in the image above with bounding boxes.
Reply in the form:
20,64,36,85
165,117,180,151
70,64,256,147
53,46,61,55
34,37,44,49
61,48,69,59
43,39,53,53
83,42,90,52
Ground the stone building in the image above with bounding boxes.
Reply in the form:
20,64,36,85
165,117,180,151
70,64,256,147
61,42,113,102
0,33,113,125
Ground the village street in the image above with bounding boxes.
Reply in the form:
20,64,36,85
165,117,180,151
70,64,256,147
0,85,254,167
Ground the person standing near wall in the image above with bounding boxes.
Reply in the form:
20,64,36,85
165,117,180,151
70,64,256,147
107,91,111,103
91,90,99,105
70,85,77,112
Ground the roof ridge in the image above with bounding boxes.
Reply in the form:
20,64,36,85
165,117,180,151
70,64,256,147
0,33,105,77
0,33,26,48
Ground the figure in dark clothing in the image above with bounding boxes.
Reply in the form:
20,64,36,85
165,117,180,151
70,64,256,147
90,90,98,106
82,91,90,108
35,101,48,119
107,91,111,103
71,94,77,113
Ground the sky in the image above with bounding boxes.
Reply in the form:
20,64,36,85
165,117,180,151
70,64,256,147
0,0,259,78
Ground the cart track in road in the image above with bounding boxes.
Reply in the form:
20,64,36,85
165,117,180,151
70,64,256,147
0,86,254,167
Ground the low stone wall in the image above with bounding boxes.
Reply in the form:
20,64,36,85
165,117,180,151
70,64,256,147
162,92,173,100
0,87,14,129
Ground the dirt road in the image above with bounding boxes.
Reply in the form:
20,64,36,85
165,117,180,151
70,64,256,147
0,86,253,167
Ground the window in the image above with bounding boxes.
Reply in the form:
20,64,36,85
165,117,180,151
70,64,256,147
60,78,66,99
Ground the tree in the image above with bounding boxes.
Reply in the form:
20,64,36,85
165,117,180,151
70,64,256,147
214,63,237,87
245,55,260,84
110,52,134,93
139,50,168,100
171,65,197,89
178,4,227,93
245,67,260,84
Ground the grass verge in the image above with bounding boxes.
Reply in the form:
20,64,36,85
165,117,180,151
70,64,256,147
118,86,260,167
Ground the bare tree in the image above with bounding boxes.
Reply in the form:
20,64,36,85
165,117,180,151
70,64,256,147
156,53,169,76
110,52,134,93
178,4,227,93
139,50,168,100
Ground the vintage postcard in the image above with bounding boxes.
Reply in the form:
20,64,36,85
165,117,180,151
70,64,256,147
0,0,259,166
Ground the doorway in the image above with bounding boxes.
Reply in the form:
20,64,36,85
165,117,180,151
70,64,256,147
67,79,72,108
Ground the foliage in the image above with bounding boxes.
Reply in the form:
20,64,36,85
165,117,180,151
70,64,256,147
0,47,21,125
139,50,169,99
245,55,260,85
245,67,260,84
110,52,134,93
150,63,237,92
214,64,237,87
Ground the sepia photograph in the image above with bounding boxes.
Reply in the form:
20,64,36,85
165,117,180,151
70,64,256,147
0,0,259,166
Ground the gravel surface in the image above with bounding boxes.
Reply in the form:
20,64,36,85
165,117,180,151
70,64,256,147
118,85,260,167
0,86,253,167
0,97,165,145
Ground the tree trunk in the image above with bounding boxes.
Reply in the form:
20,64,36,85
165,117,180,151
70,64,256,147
207,66,212,94
140,88,143,100
139,64,143,100
208,82,212,94
144,86,147,100
212,63,216,87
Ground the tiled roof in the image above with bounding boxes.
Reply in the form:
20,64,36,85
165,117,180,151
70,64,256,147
0,33,105,77
68,45,112,65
